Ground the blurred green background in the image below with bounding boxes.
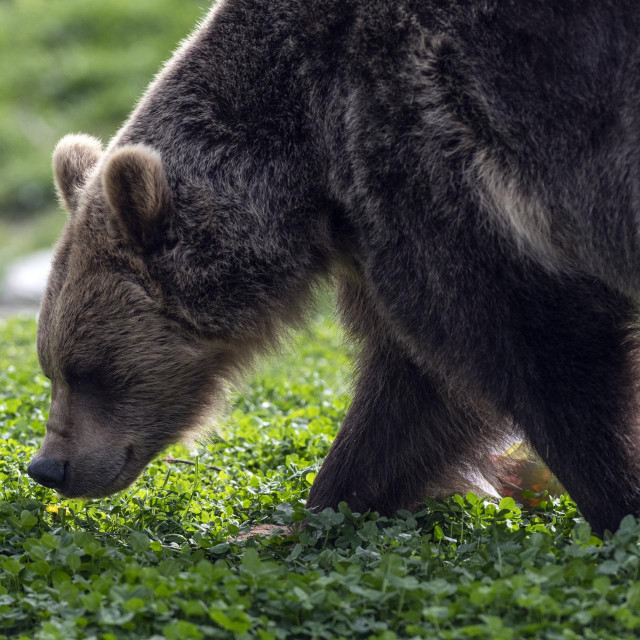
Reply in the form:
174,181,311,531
0,0,209,279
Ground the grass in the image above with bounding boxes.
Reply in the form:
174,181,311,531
2,311,640,639
0,0,207,221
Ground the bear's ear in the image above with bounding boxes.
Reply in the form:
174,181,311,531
53,134,103,215
102,145,171,251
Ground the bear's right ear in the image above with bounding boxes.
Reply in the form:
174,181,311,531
102,145,171,251
53,134,103,215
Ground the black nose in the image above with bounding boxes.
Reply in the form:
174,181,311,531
27,457,67,490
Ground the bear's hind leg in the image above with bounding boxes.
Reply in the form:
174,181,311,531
514,299,640,534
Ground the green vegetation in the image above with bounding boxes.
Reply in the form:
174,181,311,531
2,313,640,639
0,0,207,272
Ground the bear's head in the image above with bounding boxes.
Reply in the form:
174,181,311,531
28,135,227,498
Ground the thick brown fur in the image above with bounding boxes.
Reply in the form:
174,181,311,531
31,0,640,533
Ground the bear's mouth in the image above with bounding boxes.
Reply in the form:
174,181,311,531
57,444,140,499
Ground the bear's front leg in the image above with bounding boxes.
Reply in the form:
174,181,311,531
306,335,504,515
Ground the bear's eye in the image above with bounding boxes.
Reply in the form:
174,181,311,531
63,366,103,391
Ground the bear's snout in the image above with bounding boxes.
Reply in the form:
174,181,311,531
27,456,68,491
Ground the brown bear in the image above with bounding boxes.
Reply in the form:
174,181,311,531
28,0,640,534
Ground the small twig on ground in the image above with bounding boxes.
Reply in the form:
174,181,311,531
163,457,223,472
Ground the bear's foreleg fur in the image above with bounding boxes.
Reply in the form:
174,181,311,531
307,279,512,515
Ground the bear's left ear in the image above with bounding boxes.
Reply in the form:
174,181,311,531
103,145,171,250
53,134,103,215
